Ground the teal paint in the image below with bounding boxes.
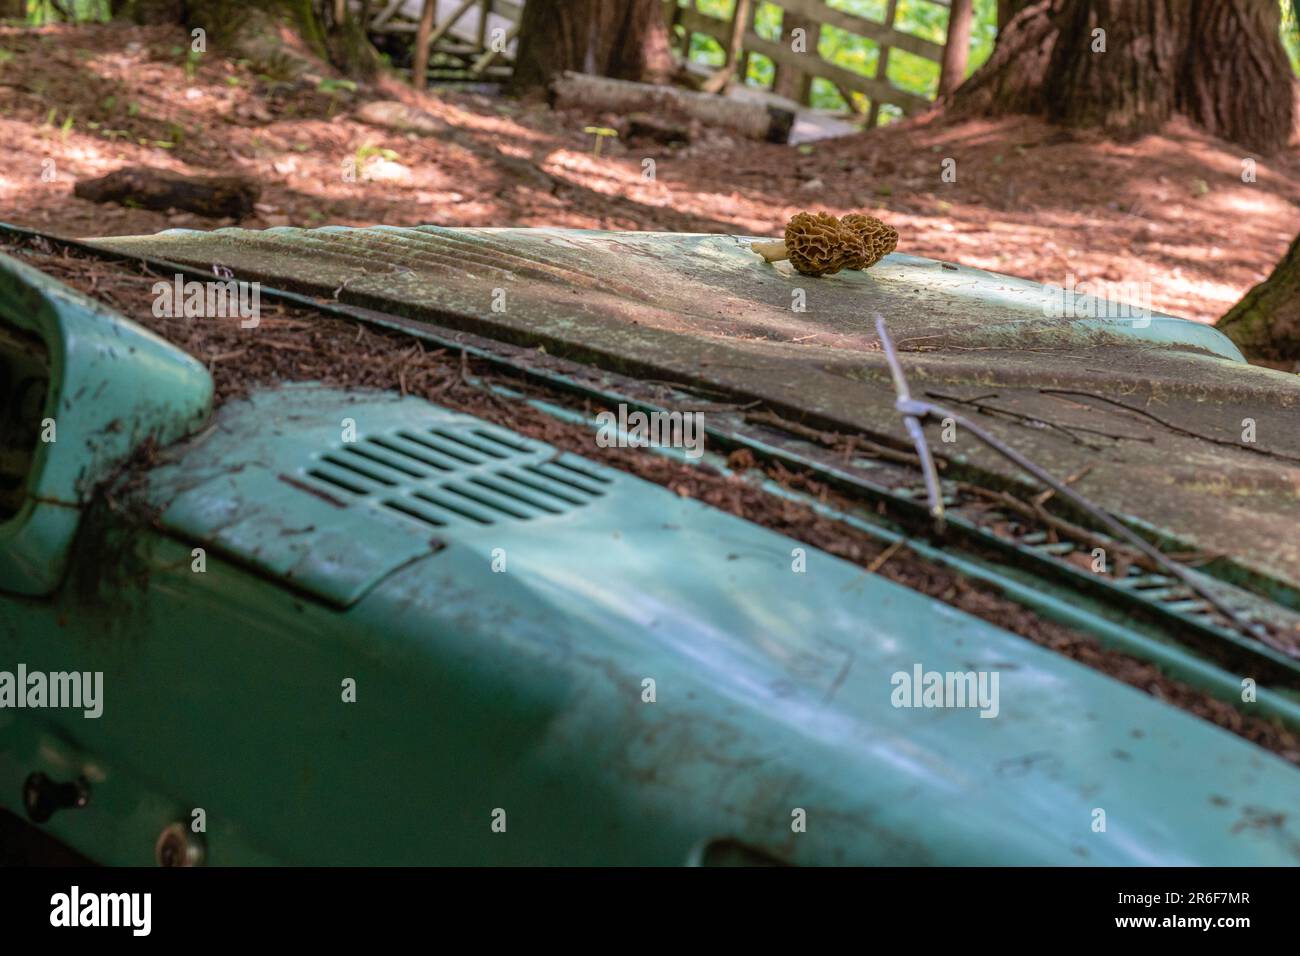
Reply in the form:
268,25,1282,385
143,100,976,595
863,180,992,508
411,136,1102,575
2,383,1298,865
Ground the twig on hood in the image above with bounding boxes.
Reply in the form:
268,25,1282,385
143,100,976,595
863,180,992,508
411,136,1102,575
874,315,1279,653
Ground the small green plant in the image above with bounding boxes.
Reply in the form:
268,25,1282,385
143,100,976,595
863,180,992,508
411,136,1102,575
355,142,399,164
318,77,357,94
317,77,358,116
583,126,618,156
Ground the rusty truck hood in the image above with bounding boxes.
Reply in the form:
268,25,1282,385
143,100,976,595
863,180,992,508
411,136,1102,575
89,226,1300,599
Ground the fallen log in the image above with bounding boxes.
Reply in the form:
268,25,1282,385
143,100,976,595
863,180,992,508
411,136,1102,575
551,71,794,144
621,112,691,146
355,99,448,136
73,167,260,220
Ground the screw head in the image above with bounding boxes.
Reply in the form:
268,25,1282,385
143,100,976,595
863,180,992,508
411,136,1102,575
155,822,205,867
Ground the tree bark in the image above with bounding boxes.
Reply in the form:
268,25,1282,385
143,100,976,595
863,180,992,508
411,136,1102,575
701,0,752,94
938,0,974,96
997,0,1033,30
74,167,260,219
510,0,675,96
951,0,1294,153
773,11,818,103
0,0,27,19
117,0,380,79
1217,232,1300,364
946,0,1060,115
1181,0,1294,153
551,71,794,142
412,0,438,89
1043,0,1188,139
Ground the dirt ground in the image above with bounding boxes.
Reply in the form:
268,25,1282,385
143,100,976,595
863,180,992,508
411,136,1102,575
2,21,1298,326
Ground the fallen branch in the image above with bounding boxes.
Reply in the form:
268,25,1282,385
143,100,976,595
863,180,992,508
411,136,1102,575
876,316,946,533
1039,388,1300,465
745,409,929,469
74,167,259,220
876,316,1280,651
550,71,795,144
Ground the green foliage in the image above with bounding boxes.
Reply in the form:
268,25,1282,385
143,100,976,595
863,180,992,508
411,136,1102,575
678,0,1295,117
317,77,358,94
318,76,358,116
25,0,111,25
355,143,398,164
679,0,997,118
1283,0,1300,75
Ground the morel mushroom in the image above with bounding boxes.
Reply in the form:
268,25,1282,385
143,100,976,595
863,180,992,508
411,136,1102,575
750,212,853,277
751,211,896,277
840,213,898,270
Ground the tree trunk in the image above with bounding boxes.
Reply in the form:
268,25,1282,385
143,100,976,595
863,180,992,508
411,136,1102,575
951,0,1295,153
1181,0,1294,153
1043,0,1188,139
946,0,1060,115
0,0,27,19
773,12,818,104
510,0,675,96
938,0,974,96
412,0,438,89
997,0,1033,30
1217,232,1300,364
701,0,752,94
118,0,380,79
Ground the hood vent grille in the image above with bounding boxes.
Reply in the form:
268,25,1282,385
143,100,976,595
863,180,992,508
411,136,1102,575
304,424,610,528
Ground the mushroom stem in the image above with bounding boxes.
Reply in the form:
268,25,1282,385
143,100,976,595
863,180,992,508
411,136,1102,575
751,239,788,262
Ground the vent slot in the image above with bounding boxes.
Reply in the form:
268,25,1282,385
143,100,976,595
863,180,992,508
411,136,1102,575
382,498,448,528
320,453,399,487
411,489,496,525
397,430,485,466
307,467,372,496
345,443,427,478
494,468,591,506
471,428,533,454
468,475,564,515
296,422,611,531
431,428,509,459
550,458,613,486
524,461,608,497
369,435,455,473
440,482,535,521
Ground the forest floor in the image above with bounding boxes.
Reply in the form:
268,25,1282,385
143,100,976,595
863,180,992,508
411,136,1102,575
2,20,1298,326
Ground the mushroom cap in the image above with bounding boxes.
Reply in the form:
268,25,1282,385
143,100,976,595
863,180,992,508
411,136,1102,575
784,212,864,277
840,214,899,270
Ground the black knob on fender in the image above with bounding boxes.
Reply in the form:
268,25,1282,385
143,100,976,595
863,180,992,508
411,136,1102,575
23,772,89,823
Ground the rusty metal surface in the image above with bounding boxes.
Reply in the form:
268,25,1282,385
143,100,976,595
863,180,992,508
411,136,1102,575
90,226,1300,596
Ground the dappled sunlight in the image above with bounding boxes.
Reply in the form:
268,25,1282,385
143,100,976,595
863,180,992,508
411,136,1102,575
1,22,1296,325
